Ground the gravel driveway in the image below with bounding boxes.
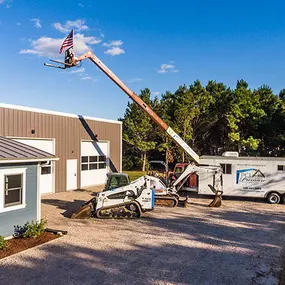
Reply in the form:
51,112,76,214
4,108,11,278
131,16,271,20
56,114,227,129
0,190,285,285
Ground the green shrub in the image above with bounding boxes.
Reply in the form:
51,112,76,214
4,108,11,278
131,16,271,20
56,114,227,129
0,236,7,250
24,219,47,238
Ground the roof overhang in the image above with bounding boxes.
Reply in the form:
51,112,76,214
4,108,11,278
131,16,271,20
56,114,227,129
0,157,59,164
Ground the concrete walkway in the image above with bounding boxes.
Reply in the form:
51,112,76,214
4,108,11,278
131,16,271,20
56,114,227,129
0,190,285,285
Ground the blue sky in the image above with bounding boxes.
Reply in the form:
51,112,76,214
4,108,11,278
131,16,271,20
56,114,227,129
0,0,285,121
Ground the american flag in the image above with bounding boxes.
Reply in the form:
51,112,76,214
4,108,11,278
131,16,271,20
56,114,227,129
59,29,74,54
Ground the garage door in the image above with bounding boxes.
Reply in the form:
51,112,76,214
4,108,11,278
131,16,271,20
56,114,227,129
12,138,55,195
80,141,109,188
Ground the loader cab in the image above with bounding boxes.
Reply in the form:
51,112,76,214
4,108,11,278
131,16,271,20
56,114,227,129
148,161,168,176
147,161,169,185
149,161,168,172
104,173,130,191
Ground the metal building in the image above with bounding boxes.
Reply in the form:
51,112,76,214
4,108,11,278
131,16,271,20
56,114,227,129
0,103,122,194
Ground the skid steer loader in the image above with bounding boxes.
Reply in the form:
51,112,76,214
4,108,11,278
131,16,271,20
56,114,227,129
71,175,154,219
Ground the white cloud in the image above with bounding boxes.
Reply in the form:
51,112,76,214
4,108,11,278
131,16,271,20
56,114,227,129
103,40,123,47
152,91,161,96
81,76,93,80
53,19,89,33
157,63,178,74
127,77,142,83
0,0,12,7
19,49,41,55
104,47,125,56
71,67,85,73
76,33,101,45
103,40,125,56
19,33,101,57
53,23,68,33
31,18,41,29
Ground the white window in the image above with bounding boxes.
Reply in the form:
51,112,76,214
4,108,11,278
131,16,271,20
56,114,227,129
81,156,107,171
41,161,52,175
0,168,26,213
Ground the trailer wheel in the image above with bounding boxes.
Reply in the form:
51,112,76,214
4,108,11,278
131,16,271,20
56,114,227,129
267,192,281,204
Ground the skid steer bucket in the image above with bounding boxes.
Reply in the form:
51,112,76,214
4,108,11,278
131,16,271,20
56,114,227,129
207,185,223,207
71,198,96,219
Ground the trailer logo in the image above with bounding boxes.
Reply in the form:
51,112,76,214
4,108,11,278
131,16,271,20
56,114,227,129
236,168,265,184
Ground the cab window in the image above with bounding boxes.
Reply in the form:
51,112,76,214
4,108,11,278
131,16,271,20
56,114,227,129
221,163,232,174
109,176,120,190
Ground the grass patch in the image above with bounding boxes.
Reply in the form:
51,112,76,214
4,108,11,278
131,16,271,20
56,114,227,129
124,171,146,181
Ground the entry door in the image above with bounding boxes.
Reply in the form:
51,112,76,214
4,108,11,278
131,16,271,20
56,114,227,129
40,161,53,194
66,159,77,191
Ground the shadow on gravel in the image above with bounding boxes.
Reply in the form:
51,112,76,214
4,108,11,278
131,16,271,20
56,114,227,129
145,210,285,251
186,193,267,204
0,239,257,285
1,206,284,284
38,194,285,284
42,199,87,218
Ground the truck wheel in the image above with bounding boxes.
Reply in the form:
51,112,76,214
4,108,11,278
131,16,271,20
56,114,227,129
267,192,281,204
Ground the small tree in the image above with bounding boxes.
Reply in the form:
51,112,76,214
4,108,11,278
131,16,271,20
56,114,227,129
121,88,157,171
226,80,265,153
173,81,213,161
153,90,179,165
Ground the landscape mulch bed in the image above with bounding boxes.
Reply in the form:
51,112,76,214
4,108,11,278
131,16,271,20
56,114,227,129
0,232,61,259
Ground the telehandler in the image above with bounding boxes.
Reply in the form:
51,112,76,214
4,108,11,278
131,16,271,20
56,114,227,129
45,38,223,219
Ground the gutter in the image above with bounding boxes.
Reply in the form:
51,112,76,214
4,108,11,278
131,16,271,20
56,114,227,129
0,157,59,164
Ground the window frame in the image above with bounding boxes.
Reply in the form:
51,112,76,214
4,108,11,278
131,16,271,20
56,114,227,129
41,166,51,175
221,163,232,174
0,168,26,213
81,155,107,171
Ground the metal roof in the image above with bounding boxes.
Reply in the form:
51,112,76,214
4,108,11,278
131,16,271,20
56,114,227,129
0,136,57,162
0,103,122,125
200,155,285,161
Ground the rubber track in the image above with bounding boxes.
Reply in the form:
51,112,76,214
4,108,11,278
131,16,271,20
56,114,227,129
96,201,142,219
155,195,179,207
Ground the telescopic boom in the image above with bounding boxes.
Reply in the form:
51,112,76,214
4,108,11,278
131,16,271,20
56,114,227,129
76,51,200,164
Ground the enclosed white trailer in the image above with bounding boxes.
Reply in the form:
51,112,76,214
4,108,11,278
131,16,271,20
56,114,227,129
198,152,285,204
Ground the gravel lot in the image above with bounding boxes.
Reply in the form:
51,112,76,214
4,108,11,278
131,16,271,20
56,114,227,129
1,190,285,285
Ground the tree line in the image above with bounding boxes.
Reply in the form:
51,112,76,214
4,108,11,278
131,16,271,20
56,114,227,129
120,80,285,171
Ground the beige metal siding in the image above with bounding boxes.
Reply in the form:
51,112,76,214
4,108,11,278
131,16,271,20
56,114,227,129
0,107,122,192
